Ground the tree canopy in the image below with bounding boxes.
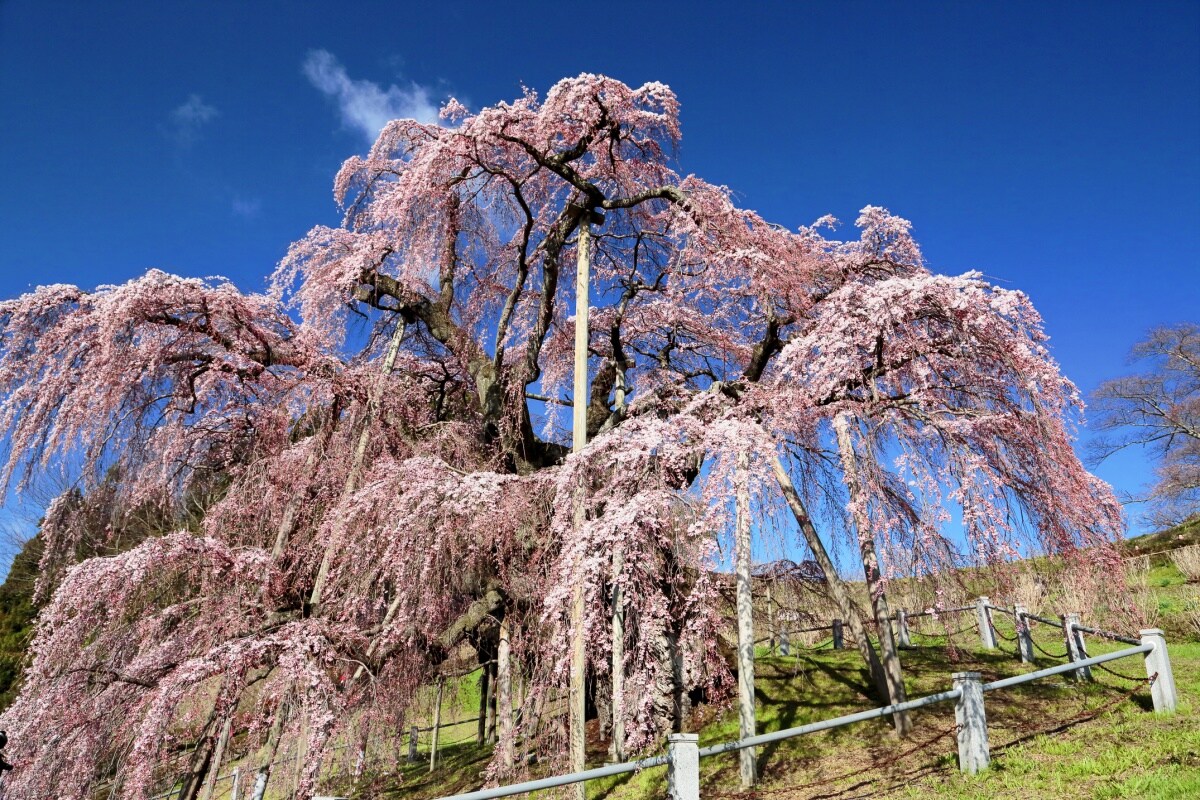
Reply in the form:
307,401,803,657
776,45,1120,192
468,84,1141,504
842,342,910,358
0,74,1124,799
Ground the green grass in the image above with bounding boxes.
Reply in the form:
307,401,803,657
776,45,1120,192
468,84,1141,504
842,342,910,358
357,613,1200,800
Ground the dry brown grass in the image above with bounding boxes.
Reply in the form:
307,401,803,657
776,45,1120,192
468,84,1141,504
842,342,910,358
1170,544,1200,582
1007,568,1048,615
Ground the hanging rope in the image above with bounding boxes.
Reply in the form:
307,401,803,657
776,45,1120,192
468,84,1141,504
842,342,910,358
1031,638,1070,659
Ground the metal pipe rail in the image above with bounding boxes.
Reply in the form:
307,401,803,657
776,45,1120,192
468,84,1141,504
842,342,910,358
1022,612,1063,627
440,752,670,800
899,605,974,619
433,629,1173,800
1070,624,1141,646
696,687,963,757
415,715,481,733
982,644,1152,692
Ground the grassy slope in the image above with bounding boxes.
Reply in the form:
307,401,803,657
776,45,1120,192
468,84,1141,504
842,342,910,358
365,561,1200,800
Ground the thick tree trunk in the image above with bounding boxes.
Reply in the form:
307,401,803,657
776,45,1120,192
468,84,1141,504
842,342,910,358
833,413,911,736
769,451,889,700
734,451,758,787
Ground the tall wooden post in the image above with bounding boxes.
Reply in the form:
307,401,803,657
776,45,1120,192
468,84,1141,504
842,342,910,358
250,705,287,800
610,361,628,763
290,711,309,799
610,545,626,762
429,678,444,773
766,579,775,653
734,451,757,787
200,717,233,800
486,659,498,745
569,219,592,800
770,452,889,699
498,619,514,769
309,321,407,611
477,664,490,745
833,413,911,735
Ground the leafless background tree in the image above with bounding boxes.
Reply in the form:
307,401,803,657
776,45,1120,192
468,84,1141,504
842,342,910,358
1091,323,1200,528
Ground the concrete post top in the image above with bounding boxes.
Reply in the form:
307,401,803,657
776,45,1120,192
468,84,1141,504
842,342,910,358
668,733,699,743
978,596,989,603
1140,628,1165,637
952,671,982,680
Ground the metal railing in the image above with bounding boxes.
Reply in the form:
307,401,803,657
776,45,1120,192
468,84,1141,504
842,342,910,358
147,598,1167,800
434,628,1176,800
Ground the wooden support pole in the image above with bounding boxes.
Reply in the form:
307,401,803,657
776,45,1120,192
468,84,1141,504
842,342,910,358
200,717,233,800
498,618,514,769
429,678,444,773
833,413,910,735
766,580,775,654
290,712,309,799
477,665,489,745
770,452,889,699
569,219,592,800
486,658,498,745
610,544,626,763
734,451,757,788
250,705,287,800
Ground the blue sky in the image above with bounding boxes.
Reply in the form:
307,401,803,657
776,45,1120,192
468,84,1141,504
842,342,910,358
0,1,1197,566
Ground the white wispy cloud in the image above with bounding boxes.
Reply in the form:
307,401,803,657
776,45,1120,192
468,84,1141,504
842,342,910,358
231,197,262,219
167,94,218,146
303,49,440,143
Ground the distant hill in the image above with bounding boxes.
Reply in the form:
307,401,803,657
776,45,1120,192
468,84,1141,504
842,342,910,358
1123,517,1200,559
